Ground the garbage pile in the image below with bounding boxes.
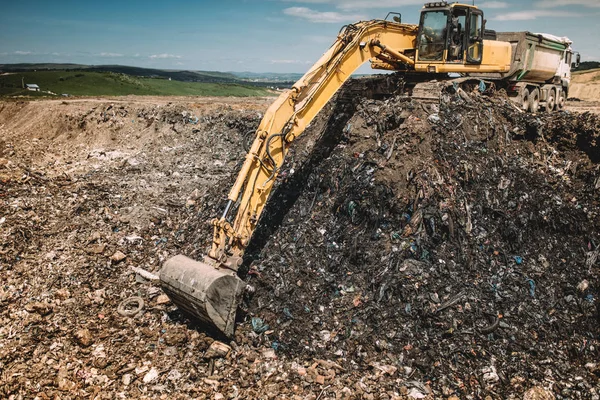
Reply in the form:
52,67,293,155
0,85,598,399
239,85,600,398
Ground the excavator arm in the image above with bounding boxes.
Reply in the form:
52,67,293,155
211,20,418,267
160,19,418,337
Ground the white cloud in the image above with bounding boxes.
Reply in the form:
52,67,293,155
14,50,32,55
534,0,600,7
336,0,426,9
270,59,311,64
282,0,427,9
478,1,509,8
149,53,181,59
493,9,584,20
283,6,366,23
98,52,123,57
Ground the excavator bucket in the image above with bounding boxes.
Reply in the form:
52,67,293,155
159,255,245,337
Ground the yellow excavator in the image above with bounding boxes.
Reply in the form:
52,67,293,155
160,2,578,336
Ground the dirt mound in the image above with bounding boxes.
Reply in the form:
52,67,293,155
569,69,600,102
242,85,600,397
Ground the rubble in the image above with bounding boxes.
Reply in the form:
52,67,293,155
0,84,598,398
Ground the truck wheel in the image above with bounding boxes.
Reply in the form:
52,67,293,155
546,89,556,113
529,88,540,113
557,90,566,110
521,88,530,112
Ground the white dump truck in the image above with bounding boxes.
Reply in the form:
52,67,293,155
484,31,580,112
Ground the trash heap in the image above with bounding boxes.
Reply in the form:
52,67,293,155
241,85,600,397
1,87,598,399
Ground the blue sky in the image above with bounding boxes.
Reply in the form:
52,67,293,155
1,0,598,73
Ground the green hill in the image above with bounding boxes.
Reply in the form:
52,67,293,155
573,61,600,72
0,63,303,86
0,70,272,97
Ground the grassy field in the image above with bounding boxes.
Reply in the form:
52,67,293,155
0,71,273,97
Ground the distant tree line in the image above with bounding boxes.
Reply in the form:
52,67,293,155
574,61,600,71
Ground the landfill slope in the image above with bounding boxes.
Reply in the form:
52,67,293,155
246,85,600,398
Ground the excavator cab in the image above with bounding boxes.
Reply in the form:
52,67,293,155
416,2,484,65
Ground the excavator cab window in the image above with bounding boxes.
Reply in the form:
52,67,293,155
417,10,448,61
466,10,483,64
447,8,467,62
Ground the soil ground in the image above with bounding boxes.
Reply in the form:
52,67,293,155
0,86,599,400
570,69,600,102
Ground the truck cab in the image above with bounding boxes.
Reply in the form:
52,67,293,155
416,2,484,65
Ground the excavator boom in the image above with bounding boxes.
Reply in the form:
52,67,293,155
160,19,419,336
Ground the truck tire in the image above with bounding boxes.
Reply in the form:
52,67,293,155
546,88,556,113
557,90,566,110
521,88,530,112
529,88,540,113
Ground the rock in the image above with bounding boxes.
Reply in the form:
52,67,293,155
316,375,325,385
167,369,182,381
111,251,127,263
482,365,500,384
523,386,555,400
57,369,76,391
122,373,132,386
57,377,76,391
577,279,589,292
24,301,53,316
143,367,159,383
74,328,94,347
372,363,397,376
261,348,276,359
55,288,70,300
89,231,102,243
163,329,187,346
135,365,149,375
585,362,598,372
407,388,426,399
87,243,107,254
204,341,231,359
155,294,170,305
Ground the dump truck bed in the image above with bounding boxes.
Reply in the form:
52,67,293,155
496,31,571,84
